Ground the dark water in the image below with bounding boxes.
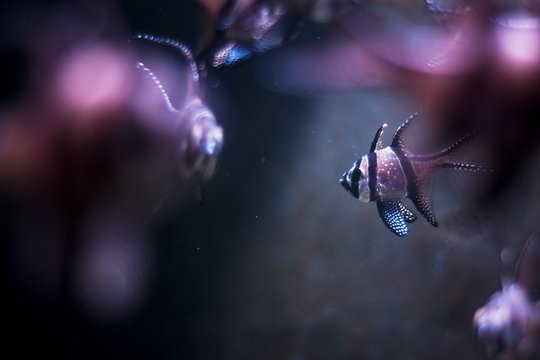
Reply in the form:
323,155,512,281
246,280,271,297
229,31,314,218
2,1,540,359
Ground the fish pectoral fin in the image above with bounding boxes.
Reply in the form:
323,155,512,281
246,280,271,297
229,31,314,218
376,200,409,237
409,183,438,227
398,201,417,223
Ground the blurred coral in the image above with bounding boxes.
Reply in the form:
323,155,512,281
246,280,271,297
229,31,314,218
474,236,540,359
1,1,222,321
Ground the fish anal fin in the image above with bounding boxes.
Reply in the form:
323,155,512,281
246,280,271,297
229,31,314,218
409,182,438,227
398,201,417,223
376,200,409,237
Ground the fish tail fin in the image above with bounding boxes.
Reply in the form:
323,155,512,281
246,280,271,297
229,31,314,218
411,130,492,174
413,131,477,161
439,161,493,173
437,131,477,157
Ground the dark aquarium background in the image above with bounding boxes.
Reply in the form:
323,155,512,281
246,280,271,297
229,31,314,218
1,0,540,359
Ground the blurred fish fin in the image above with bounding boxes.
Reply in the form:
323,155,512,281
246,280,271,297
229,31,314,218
253,14,303,52
135,61,178,113
213,42,254,67
514,235,540,295
133,34,200,104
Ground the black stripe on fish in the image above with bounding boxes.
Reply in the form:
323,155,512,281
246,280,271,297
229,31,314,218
376,200,409,237
392,143,438,227
370,124,387,152
367,151,378,202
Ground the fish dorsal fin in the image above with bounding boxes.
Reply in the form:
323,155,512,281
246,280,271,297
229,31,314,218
133,34,200,105
409,180,438,227
370,123,387,152
412,131,477,162
136,61,179,113
435,131,477,158
376,200,409,236
390,112,419,149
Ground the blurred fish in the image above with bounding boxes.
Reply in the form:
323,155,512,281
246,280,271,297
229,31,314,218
207,1,303,67
473,236,540,359
134,34,224,181
197,0,359,67
339,112,490,236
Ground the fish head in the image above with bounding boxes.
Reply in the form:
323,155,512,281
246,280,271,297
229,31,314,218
340,155,370,202
178,99,224,181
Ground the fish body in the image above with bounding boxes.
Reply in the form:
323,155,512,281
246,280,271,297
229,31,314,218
200,0,359,67
340,112,489,236
134,34,224,181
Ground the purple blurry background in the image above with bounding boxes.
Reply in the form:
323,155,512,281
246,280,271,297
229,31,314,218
1,0,540,359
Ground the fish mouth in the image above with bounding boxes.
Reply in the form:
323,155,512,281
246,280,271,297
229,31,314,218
340,172,359,199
